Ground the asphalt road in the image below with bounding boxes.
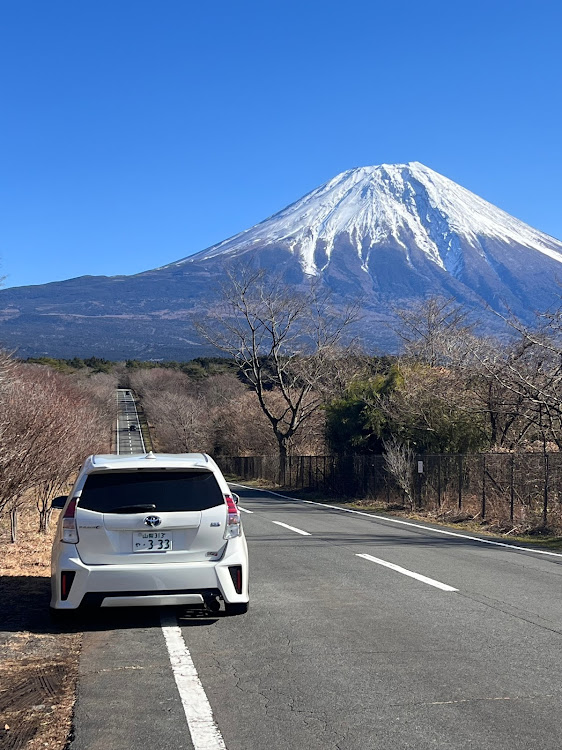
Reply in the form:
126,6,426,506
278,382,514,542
71,485,562,750
116,388,145,454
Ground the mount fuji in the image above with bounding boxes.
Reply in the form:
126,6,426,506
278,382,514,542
1,162,561,359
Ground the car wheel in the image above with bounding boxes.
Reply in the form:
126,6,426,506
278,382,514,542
224,602,249,616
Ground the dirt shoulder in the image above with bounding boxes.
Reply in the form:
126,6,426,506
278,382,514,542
0,510,80,750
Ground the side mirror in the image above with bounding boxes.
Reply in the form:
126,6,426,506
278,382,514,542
51,495,67,509
232,493,240,505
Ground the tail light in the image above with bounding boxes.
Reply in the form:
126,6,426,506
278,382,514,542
60,571,76,600
228,565,243,594
61,498,79,544
223,495,241,539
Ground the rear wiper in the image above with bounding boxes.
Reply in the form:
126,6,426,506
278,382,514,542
108,504,157,514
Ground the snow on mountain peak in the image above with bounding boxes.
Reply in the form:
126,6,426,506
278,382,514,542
180,162,562,277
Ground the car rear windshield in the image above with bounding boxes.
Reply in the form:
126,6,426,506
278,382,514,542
78,470,224,513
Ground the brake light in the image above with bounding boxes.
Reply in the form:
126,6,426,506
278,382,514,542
223,494,241,539
228,565,243,594
60,571,76,600
61,498,79,544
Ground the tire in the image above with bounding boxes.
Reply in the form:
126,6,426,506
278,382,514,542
224,601,249,616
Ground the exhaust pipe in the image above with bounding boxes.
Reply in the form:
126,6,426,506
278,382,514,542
203,594,221,613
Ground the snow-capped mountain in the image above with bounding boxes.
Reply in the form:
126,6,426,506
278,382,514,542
0,163,561,359
173,161,562,281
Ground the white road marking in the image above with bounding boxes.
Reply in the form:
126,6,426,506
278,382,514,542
238,506,253,514
272,520,311,536
229,483,562,559
356,553,458,592
161,613,227,750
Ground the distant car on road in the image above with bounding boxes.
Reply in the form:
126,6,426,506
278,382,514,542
50,453,249,617
129,424,137,431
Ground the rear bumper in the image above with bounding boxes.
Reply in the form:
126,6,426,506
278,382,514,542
92,592,209,608
51,538,249,610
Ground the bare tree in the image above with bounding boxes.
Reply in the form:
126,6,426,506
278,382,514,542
383,437,416,508
128,368,189,401
134,363,281,456
0,363,111,540
0,370,54,539
145,391,213,453
391,297,555,450
194,266,360,459
502,308,562,447
131,368,207,452
0,350,16,471
394,296,474,366
209,388,278,456
461,300,562,450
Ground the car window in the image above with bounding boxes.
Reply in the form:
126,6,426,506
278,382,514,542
78,470,224,513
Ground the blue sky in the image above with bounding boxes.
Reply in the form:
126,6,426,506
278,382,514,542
1,0,561,288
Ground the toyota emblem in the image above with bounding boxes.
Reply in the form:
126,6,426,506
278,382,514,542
144,515,162,527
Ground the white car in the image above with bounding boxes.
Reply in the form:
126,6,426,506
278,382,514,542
50,452,249,616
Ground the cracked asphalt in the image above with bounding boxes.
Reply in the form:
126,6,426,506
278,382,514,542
71,486,562,749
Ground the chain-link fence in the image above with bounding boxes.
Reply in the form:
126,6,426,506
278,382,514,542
219,453,562,532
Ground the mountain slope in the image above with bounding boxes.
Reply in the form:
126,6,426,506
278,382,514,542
175,162,562,277
1,163,561,359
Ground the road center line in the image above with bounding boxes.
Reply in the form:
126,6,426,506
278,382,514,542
356,553,458,591
272,520,311,536
161,613,227,750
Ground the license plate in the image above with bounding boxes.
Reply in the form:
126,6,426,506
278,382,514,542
133,531,173,552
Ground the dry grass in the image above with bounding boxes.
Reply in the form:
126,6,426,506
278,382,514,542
0,512,54,576
0,508,81,750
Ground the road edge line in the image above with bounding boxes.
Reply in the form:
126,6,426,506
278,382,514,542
161,613,227,750
229,482,562,559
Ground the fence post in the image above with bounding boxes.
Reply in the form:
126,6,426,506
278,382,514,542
416,454,422,509
386,465,390,505
510,454,515,523
458,454,463,510
542,453,549,528
481,454,486,520
437,455,442,508
312,457,317,491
